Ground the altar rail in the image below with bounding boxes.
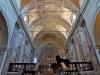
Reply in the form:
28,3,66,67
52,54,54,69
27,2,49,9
51,62,94,73
8,63,36,72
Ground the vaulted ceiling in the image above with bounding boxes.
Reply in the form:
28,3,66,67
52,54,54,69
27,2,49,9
16,0,83,63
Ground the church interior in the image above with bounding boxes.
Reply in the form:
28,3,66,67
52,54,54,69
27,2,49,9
0,0,100,75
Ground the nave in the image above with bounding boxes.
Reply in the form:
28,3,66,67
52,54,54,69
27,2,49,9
0,0,100,75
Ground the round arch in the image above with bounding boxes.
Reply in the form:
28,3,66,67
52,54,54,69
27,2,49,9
94,10,100,50
30,16,71,30
33,31,67,62
33,31,66,46
20,0,79,11
0,11,8,48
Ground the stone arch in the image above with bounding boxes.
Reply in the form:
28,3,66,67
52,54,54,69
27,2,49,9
33,31,67,63
0,11,8,68
94,10,100,51
33,31,67,48
0,11,8,48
